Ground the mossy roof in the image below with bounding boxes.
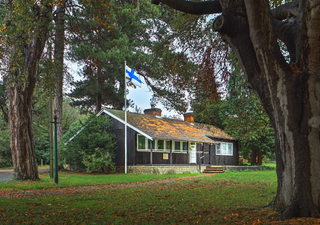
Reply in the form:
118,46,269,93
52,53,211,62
104,109,235,143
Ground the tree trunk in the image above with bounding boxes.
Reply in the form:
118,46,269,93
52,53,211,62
152,0,320,220
216,0,320,219
250,147,257,165
96,93,102,113
7,80,38,180
53,2,65,141
257,150,262,165
4,1,52,180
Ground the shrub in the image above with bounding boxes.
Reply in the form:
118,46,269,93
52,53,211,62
62,114,117,172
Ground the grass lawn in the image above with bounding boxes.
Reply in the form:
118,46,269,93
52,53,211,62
0,170,281,224
1,169,319,224
0,165,50,171
0,171,200,191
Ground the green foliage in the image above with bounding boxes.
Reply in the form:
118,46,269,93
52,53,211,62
66,0,199,113
0,81,8,123
0,118,11,168
193,52,275,162
82,148,114,173
0,0,53,85
32,91,82,165
193,97,226,130
223,54,275,161
62,114,117,172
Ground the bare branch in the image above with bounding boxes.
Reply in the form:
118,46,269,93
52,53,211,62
151,0,222,15
271,0,300,21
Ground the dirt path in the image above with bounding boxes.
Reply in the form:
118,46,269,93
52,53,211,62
0,173,214,199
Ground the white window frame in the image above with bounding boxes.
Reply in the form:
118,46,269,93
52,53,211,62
137,134,149,152
216,142,233,156
172,141,188,154
137,135,171,152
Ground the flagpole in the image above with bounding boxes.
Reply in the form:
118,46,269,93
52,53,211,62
124,61,128,174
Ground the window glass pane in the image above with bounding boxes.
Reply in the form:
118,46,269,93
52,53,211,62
138,135,145,149
148,140,155,149
158,140,164,149
228,143,232,155
183,142,188,150
175,141,180,150
222,143,227,155
216,144,221,155
166,140,171,150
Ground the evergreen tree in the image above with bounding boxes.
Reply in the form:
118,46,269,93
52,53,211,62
67,0,199,113
62,114,117,172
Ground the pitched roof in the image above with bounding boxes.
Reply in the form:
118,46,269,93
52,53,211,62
192,123,236,141
102,109,235,144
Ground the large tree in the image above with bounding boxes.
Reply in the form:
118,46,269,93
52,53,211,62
151,0,320,220
1,0,53,180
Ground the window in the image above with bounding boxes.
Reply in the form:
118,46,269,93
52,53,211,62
166,140,171,150
138,135,146,149
157,140,164,150
228,143,232,155
222,143,227,155
182,142,188,153
216,144,221,155
175,141,181,150
182,142,188,150
138,134,152,151
216,143,233,156
172,141,188,153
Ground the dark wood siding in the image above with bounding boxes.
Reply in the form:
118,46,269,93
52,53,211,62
108,115,136,166
135,152,189,165
196,140,239,166
196,143,212,165
210,139,239,165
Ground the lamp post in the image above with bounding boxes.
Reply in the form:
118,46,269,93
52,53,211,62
50,115,60,184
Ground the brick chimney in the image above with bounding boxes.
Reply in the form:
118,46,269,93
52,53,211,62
144,97,162,117
184,112,194,123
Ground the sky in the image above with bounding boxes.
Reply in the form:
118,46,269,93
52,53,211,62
127,76,183,118
68,62,182,119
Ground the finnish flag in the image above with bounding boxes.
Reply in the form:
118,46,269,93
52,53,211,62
125,65,142,88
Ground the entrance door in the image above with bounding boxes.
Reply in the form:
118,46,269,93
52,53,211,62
189,142,197,164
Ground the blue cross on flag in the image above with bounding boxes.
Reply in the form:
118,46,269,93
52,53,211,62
125,65,142,88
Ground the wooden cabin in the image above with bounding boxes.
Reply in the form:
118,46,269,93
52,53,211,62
98,107,239,167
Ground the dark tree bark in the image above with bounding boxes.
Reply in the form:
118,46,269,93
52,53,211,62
4,1,52,180
152,0,320,220
250,147,257,165
53,1,65,140
257,150,262,165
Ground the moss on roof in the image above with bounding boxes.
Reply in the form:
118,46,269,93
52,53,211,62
105,109,235,143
